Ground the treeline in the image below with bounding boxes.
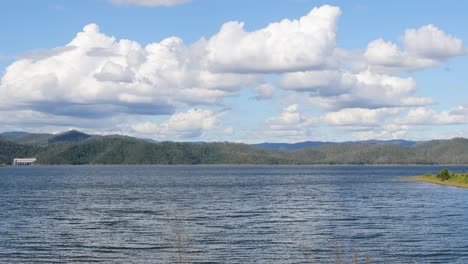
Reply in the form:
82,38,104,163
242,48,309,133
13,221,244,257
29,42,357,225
1,133,467,165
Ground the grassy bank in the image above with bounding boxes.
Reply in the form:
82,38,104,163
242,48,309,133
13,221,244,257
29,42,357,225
402,169,468,188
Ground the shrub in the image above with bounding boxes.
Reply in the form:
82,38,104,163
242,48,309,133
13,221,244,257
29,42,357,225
437,168,451,181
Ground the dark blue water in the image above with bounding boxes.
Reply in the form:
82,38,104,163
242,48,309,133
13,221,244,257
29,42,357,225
1,165,468,263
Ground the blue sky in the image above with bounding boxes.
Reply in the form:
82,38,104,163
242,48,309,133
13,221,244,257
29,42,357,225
0,0,466,142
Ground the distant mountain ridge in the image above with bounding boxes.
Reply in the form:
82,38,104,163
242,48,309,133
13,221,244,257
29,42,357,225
0,130,467,165
0,131,29,137
1,130,95,146
252,141,335,151
1,131,420,149
252,139,419,151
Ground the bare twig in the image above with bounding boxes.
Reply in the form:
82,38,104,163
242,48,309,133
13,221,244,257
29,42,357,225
167,209,191,264
334,242,343,264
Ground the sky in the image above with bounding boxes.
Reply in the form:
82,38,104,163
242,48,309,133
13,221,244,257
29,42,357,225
0,0,467,143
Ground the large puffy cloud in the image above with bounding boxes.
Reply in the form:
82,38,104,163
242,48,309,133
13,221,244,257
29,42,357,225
2,8,455,122
0,5,341,122
279,70,433,109
109,0,191,6
0,24,259,118
206,5,340,73
131,108,223,139
276,23,464,117
403,24,464,58
362,24,466,73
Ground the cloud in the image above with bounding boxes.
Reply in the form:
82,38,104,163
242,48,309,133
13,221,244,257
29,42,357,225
0,23,259,119
403,24,465,58
252,83,276,100
351,123,410,141
223,126,234,135
15,46,76,61
251,104,317,142
131,108,223,139
0,6,342,123
343,106,468,140
109,0,191,7
397,106,468,125
280,70,434,110
275,23,464,116
94,61,135,83
324,108,401,126
0,109,126,132
206,5,341,73
361,24,466,73
278,70,351,96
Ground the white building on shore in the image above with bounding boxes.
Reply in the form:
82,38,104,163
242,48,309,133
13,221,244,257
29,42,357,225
13,158,37,166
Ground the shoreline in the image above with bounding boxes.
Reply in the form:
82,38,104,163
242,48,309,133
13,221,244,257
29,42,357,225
4,164,468,168
401,175,468,188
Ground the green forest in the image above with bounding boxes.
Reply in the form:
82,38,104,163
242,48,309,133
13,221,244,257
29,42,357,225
1,131,467,165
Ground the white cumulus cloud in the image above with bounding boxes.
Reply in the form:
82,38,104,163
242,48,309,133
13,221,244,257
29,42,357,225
351,124,410,140
362,24,466,73
280,70,433,110
206,5,341,73
0,23,259,119
131,108,223,139
251,104,317,142
324,108,401,126
403,24,465,58
397,106,468,125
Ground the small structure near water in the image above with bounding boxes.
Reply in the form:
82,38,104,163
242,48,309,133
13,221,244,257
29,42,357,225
13,158,37,166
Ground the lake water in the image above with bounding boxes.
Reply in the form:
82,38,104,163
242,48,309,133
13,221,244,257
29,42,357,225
1,165,468,263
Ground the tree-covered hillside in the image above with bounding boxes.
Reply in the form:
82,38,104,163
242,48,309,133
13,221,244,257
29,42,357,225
1,132,467,165
0,140,38,164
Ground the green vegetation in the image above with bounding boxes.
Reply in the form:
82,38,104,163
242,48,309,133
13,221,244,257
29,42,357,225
437,168,451,181
402,169,468,188
0,140,39,164
1,131,468,165
47,130,91,144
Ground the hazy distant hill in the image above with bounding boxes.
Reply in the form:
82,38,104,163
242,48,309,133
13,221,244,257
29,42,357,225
0,131,466,165
355,139,419,147
0,130,94,146
0,131,29,137
253,139,419,151
252,141,335,151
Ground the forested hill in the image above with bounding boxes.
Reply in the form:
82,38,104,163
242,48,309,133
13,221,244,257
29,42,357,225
0,131,467,165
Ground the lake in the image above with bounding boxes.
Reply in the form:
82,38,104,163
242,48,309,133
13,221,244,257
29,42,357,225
1,165,468,263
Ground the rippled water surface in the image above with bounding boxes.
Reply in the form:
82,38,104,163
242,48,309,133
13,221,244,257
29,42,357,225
1,165,468,263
